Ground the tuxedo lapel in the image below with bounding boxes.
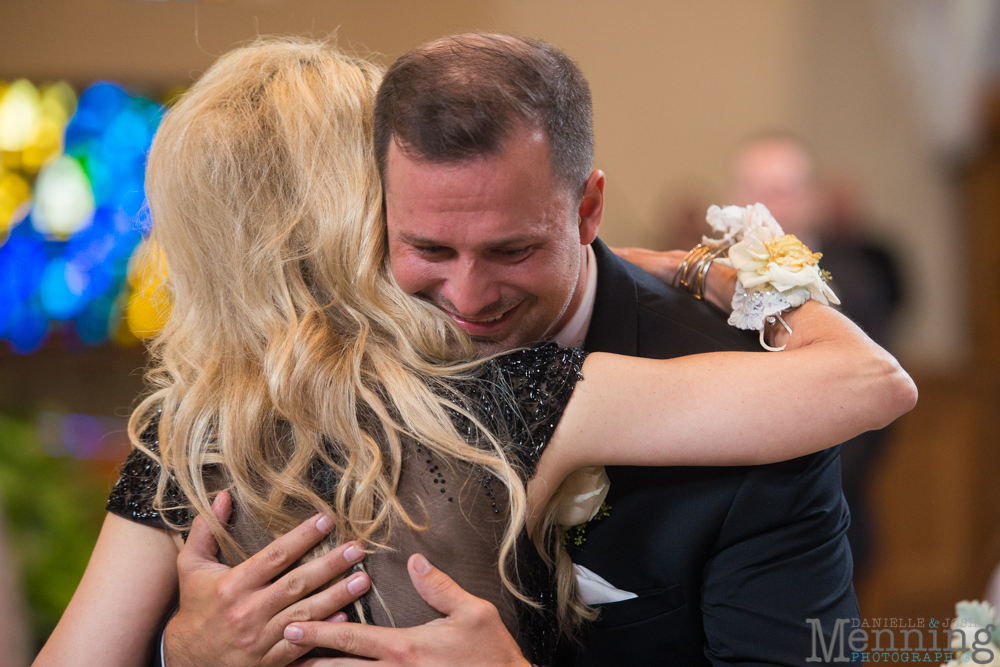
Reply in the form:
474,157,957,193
584,239,639,356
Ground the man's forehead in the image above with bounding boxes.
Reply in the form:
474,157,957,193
386,141,537,194
383,120,558,187
395,227,549,248
384,131,573,243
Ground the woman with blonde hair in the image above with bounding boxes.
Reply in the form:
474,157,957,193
34,38,915,666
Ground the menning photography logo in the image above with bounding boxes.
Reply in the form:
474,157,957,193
806,613,1000,664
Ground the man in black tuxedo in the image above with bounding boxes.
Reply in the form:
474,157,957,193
565,239,856,665
161,33,858,667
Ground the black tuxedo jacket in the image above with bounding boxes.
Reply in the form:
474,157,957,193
561,240,858,666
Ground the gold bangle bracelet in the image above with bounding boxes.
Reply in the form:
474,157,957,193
677,245,710,291
673,244,704,289
693,244,729,300
676,242,731,299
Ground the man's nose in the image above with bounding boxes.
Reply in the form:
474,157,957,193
440,260,502,317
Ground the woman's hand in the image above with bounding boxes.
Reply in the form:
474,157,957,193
610,247,687,285
611,246,737,312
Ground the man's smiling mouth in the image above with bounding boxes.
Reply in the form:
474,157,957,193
446,303,522,334
462,313,505,323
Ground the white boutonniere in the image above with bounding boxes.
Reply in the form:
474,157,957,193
552,466,612,546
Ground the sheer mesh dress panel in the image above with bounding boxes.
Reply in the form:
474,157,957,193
106,343,589,665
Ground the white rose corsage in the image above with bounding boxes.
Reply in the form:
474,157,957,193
703,203,840,351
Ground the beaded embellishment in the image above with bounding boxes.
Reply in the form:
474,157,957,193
106,343,588,662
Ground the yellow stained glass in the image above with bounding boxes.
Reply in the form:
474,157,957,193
0,172,31,236
125,243,171,339
42,82,77,122
0,80,41,152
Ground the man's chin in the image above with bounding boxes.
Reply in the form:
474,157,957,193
470,337,518,357
469,326,545,357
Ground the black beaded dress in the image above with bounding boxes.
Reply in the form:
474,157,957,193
107,344,588,665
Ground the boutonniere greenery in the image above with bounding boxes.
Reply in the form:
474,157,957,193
563,501,612,547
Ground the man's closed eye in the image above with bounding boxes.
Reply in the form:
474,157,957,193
415,245,450,258
495,247,531,260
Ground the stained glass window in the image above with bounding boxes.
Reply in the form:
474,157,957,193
0,80,169,354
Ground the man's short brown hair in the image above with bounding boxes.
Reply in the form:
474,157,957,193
374,33,594,196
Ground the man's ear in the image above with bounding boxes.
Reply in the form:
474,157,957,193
578,170,604,245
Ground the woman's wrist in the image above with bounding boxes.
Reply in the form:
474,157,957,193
703,263,737,313
672,243,734,310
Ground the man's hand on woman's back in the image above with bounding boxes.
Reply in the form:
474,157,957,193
163,491,369,667
282,553,530,667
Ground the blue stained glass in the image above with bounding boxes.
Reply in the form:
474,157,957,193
74,295,115,345
136,99,165,130
104,176,146,218
7,298,49,354
100,108,153,163
0,232,48,303
1,78,168,352
64,82,130,143
65,206,116,261
40,257,89,320
76,150,115,205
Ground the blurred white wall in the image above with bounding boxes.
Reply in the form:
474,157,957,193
0,0,979,368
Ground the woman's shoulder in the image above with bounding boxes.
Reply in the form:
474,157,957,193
474,343,589,474
106,413,194,533
488,342,589,382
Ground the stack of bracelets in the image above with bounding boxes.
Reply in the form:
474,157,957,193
673,242,733,301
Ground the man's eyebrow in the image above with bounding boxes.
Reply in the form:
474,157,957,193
398,232,544,248
485,235,544,248
397,232,444,246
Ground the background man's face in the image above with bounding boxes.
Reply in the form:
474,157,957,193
733,139,819,239
385,125,590,356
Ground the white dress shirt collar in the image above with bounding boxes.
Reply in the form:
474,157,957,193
552,244,598,349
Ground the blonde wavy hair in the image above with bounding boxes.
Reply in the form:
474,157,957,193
130,37,591,635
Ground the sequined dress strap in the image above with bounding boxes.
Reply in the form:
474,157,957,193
106,414,194,532
478,343,589,476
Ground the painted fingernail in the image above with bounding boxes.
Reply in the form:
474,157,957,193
411,553,432,575
315,514,333,533
331,612,348,623
284,625,304,642
343,543,364,563
347,573,369,595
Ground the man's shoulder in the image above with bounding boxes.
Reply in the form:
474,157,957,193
588,240,760,356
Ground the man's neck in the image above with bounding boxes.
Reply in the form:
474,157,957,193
552,244,598,349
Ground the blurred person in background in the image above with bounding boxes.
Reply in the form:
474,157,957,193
0,503,30,667
732,133,905,579
657,190,716,252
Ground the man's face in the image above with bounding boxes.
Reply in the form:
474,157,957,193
385,125,601,355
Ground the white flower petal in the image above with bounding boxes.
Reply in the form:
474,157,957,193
738,271,771,288
728,238,769,269
748,203,784,237
554,466,610,526
768,263,819,288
